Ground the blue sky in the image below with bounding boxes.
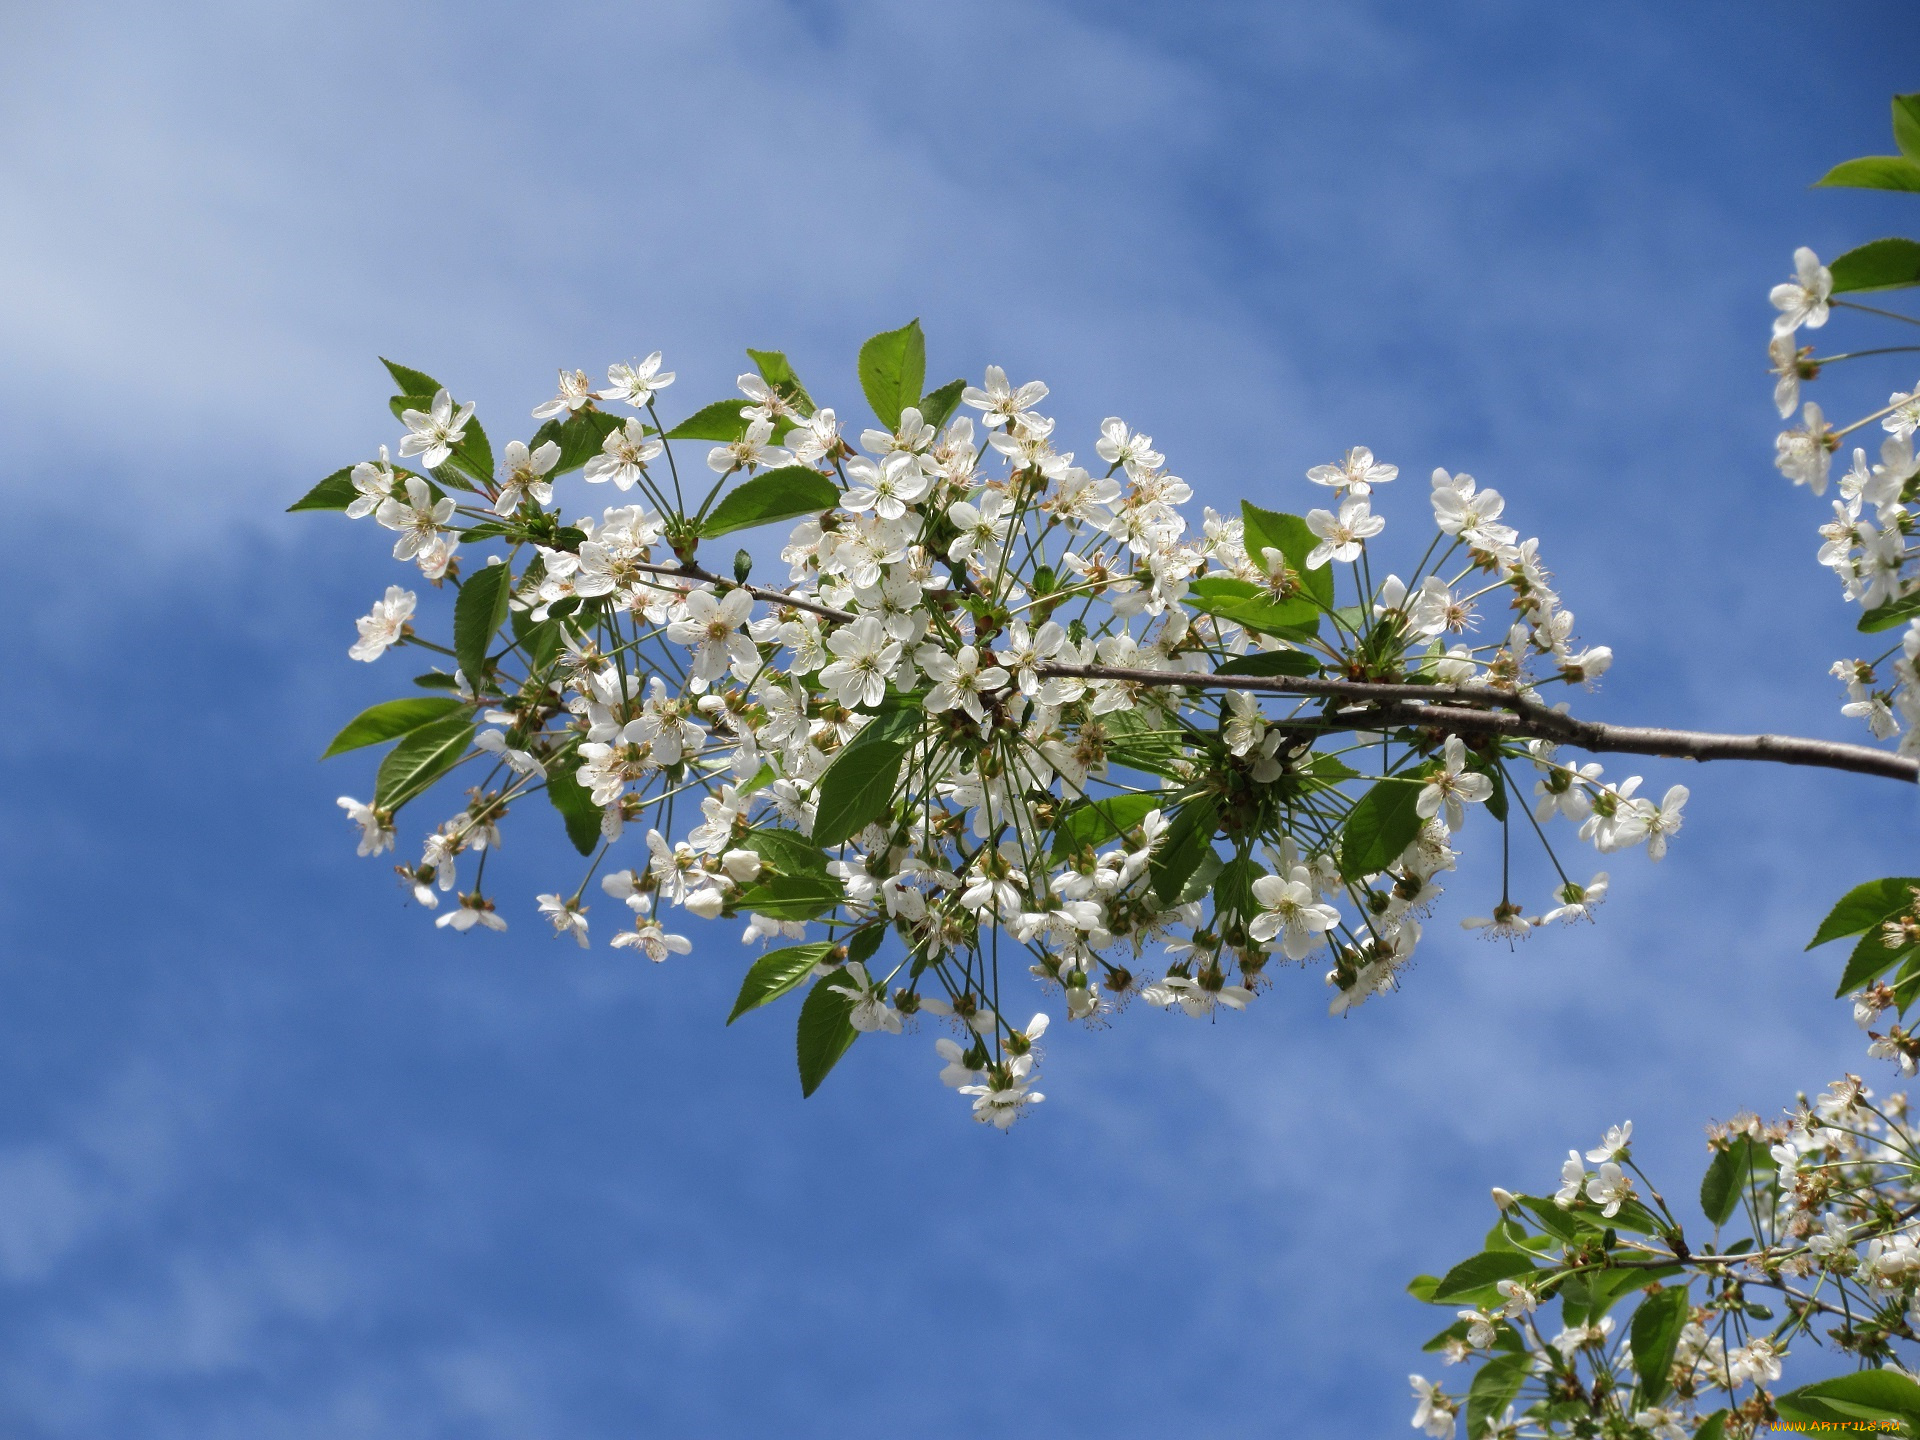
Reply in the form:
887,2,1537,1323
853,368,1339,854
1,2,1917,1434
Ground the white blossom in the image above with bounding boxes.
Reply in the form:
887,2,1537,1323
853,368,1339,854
349,585,416,662
1770,245,1831,336
399,388,476,467
599,352,676,409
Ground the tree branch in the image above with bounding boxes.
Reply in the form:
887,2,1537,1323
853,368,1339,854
631,560,854,624
623,568,1920,784
1038,663,1920,784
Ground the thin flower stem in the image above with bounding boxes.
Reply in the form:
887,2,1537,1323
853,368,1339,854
1834,395,1907,439
645,400,685,513
1817,345,1920,363
1836,298,1920,328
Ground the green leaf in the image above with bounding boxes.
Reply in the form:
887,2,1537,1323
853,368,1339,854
1838,926,1917,996
543,752,603,856
1694,1411,1728,1440
450,414,493,487
1151,798,1219,904
1185,576,1322,640
374,712,475,810
1101,707,1185,779
426,459,482,497
1405,1274,1441,1302
533,408,626,476
1484,1214,1547,1256
413,671,461,690
1607,1198,1663,1237
860,687,924,719
387,392,431,425
728,942,834,1023
289,467,359,512
739,827,833,881
1471,755,1507,823
510,607,563,673
1628,1285,1689,1403
1215,649,1322,678
1512,1195,1593,1245
1811,877,1920,947
1582,1266,1671,1340
733,874,843,921
665,400,752,442
918,378,965,431
1831,237,1920,295
1896,94,1920,162
847,925,884,964
1339,778,1425,881
321,697,464,759
1308,752,1361,783
1176,849,1225,906
1241,502,1334,609
1558,1273,1591,1330
699,466,839,538
382,358,443,396
857,320,926,430
1776,1369,1920,1428
1700,1138,1756,1227
1214,855,1261,921
812,710,921,847
1191,577,1263,603
1860,591,1920,633
1196,596,1321,641
1465,1353,1529,1436
796,975,859,1096
746,348,815,416
1429,1250,1537,1304
1896,953,1920,1014
1050,792,1162,859
1816,155,1920,193
454,563,514,683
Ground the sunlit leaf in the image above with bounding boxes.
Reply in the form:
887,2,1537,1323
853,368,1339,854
321,697,464,759
857,320,926,430
729,943,835,1024
374,713,475,810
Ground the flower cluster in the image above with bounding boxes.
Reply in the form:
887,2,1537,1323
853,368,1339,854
301,326,1676,1119
1411,1079,1920,1438
1765,227,1920,1080
1768,247,1920,753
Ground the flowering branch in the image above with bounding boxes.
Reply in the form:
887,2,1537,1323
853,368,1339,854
617,571,1920,781
1036,664,1920,782
300,306,1909,1134
1409,1082,1920,1438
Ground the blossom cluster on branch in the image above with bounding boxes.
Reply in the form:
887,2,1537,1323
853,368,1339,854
1771,250,1920,753
1410,1075,1920,1438
299,313,1678,1120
